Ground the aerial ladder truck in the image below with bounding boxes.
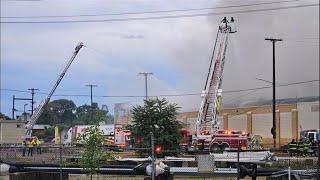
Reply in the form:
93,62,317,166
190,17,251,152
25,42,84,138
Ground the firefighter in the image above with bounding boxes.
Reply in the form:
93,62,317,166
255,136,262,150
27,139,33,157
22,140,27,157
303,139,311,156
31,137,37,155
250,135,256,150
297,140,305,156
288,139,297,156
229,17,237,33
36,138,42,155
219,17,229,32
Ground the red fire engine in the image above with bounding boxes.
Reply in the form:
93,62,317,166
185,129,249,153
209,130,248,152
188,17,249,153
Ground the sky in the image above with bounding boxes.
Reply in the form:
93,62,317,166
0,0,319,118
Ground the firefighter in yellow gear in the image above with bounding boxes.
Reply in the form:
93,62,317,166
27,139,33,156
249,135,256,150
36,138,42,154
22,140,27,157
31,138,37,155
215,96,222,113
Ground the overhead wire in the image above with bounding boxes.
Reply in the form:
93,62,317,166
1,0,299,19
1,79,318,98
1,3,318,24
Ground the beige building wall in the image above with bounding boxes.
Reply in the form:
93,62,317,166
297,102,319,130
114,103,132,128
252,113,273,137
186,117,197,133
280,112,292,138
0,120,25,144
228,114,247,131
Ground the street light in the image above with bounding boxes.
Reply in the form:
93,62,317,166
24,104,28,114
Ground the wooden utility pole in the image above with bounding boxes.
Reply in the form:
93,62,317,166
265,38,282,148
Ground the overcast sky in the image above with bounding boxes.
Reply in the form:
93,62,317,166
0,0,319,117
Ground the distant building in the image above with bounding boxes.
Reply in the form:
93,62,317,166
101,104,109,112
32,124,51,137
0,120,26,144
114,102,132,128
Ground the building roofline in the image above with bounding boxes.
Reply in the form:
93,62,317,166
0,120,27,123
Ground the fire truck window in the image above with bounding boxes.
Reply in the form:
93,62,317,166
309,133,315,140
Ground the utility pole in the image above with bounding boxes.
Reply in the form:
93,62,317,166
12,95,15,119
28,88,39,115
138,72,153,100
85,84,97,124
12,96,32,119
265,38,282,148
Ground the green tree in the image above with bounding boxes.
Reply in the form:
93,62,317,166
38,99,76,126
78,125,112,179
0,112,11,120
129,98,182,156
75,104,109,125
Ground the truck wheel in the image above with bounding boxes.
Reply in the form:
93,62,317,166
210,144,221,153
220,143,230,152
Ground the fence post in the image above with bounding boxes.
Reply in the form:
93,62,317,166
151,132,155,180
288,154,291,180
0,144,2,162
317,143,320,180
59,128,63,180
237,140,240,180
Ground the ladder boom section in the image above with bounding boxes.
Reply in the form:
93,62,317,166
196,18,236,136
26,42,84,136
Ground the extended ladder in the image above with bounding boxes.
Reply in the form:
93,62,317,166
196,18,236,137
25,43,84,137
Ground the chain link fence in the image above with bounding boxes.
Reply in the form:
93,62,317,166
0,145,319,179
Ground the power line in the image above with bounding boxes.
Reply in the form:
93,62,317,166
1,3,318,24
1,79,318,98
1,0,299,19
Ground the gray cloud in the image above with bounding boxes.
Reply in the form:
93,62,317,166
1,0,318,114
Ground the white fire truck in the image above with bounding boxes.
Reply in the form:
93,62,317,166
64,125,131,149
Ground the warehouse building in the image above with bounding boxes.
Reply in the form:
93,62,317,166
114,99,318,147
176,100,319,147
